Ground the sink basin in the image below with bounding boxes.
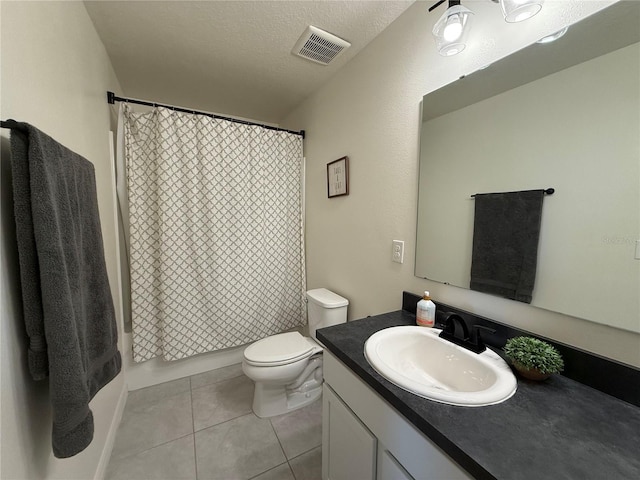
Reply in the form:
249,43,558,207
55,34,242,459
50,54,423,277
364,326,517,407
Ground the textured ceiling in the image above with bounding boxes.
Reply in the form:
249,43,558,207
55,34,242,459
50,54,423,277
84,0,415,124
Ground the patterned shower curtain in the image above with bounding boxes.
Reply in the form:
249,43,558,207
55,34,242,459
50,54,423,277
122,106,306,362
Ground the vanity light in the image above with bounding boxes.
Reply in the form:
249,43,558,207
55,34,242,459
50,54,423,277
499,0,544,23
429,0,544,57
432,1,474,56
537,26,568,44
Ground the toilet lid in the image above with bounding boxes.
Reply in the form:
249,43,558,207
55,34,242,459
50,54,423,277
244,332,316,366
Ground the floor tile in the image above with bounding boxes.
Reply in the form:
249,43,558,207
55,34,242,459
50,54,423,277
105,435,196,480
195,414,286,479
270,399,322,459
128,377,191,406
289,446,322,480
191,363,244,389
250,462,295,480
111,389,193,460
192,374,254,431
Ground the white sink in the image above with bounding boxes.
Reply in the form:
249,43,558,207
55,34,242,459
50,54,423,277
364,326,517,407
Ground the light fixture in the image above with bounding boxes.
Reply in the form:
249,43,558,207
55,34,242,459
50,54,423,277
429,0,545,57
499,0,544,23
432,1,474,56
537,26,568,44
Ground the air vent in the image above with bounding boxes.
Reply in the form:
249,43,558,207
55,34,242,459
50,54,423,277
292,26,351,65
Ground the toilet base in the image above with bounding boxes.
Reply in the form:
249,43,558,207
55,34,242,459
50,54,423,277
252,381,322,418
251,357,323,418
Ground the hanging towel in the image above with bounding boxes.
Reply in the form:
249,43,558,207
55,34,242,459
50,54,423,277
470,189,544,304
10,123,121,458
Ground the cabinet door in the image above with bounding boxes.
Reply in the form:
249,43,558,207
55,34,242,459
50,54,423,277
322,384,377,480
377,448,414,480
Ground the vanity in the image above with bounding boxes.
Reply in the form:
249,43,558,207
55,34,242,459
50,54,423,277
317,304,640,480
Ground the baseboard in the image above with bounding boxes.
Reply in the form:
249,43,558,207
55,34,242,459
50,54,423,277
94,382,128,480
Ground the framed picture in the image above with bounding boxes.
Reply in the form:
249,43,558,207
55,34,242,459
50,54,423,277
327,156,349,198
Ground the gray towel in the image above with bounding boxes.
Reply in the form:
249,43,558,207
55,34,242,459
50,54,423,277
470,190,544,304
10,123,121,458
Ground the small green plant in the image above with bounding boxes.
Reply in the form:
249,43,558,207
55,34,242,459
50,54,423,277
503,336,564,375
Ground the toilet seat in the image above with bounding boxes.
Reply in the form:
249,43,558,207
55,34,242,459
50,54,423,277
244,332,321,367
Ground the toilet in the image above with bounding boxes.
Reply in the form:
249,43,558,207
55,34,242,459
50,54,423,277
242,288,348,418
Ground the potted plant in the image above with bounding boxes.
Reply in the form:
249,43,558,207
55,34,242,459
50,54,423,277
503,336,564,381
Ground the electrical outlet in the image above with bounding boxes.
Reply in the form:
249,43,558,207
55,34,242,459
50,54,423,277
392,240,404,264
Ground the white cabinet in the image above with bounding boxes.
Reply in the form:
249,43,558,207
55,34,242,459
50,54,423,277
322,384,377,480
377,448,413,480
322,350,473,480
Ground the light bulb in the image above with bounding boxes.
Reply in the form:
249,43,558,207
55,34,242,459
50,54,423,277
500,0,544,23
432,4,474,57
443,14,463,42
514,10,535,22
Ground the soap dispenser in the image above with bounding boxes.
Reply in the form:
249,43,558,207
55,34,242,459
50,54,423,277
416,291,436,327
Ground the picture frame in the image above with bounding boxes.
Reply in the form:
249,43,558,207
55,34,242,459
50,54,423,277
327,156,349,198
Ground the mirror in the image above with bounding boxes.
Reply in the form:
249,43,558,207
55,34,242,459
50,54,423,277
416,1,640,333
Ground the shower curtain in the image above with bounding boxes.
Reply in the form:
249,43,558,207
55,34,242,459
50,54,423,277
121,105,306,362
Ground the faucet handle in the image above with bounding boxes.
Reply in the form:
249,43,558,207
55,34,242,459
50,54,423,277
471,325,496,352
473,325,496,335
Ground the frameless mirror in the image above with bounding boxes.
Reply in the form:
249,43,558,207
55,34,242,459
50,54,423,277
416,1,640,333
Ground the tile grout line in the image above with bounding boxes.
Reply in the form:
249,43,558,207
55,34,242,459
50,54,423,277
268,416,294,478
191,371,254,433
189,376,196,433
247,461,291,480
190,376,200,480
193,409,255,434
286,444,322,480
111,432,195,463
289,459,299,480
190,366,244,390
288,444,322,462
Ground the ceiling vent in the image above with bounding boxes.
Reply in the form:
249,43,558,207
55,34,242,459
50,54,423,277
292,26,351,65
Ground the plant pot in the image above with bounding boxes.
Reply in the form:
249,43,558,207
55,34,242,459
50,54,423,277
512,363,551,381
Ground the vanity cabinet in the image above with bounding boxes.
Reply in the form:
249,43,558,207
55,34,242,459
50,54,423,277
322,385,376,479
322,350,472,480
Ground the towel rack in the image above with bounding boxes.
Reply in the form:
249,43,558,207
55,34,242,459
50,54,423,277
471,188,555,198
1,120,28,132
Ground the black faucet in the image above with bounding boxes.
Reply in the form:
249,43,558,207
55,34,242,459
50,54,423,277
438,313,495,354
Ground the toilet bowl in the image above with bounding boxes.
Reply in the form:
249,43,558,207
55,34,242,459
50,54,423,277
242,288,348,418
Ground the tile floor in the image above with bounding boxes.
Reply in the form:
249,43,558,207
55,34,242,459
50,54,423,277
106,363,322,480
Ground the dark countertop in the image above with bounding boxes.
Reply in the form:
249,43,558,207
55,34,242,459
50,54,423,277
317,310,640,480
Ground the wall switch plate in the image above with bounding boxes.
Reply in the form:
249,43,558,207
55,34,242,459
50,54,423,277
635,240,640,260
392,240,404,264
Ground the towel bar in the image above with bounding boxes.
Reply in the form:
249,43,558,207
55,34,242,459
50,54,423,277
471,188,554,198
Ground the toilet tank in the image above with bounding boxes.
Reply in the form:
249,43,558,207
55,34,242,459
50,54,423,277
306,288,349,340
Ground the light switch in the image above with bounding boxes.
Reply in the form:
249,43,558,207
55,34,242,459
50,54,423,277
392,240,404,264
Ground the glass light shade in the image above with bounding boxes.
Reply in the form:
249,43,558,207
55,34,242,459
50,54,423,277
537,26,568,44
433,4,474,56
500,0,544,23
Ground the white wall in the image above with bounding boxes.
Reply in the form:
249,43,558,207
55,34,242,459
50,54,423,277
282,0,640,368
1,2,126,478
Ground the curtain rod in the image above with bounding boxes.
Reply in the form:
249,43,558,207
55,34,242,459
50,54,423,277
471,188,555,198
107,91,305,139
